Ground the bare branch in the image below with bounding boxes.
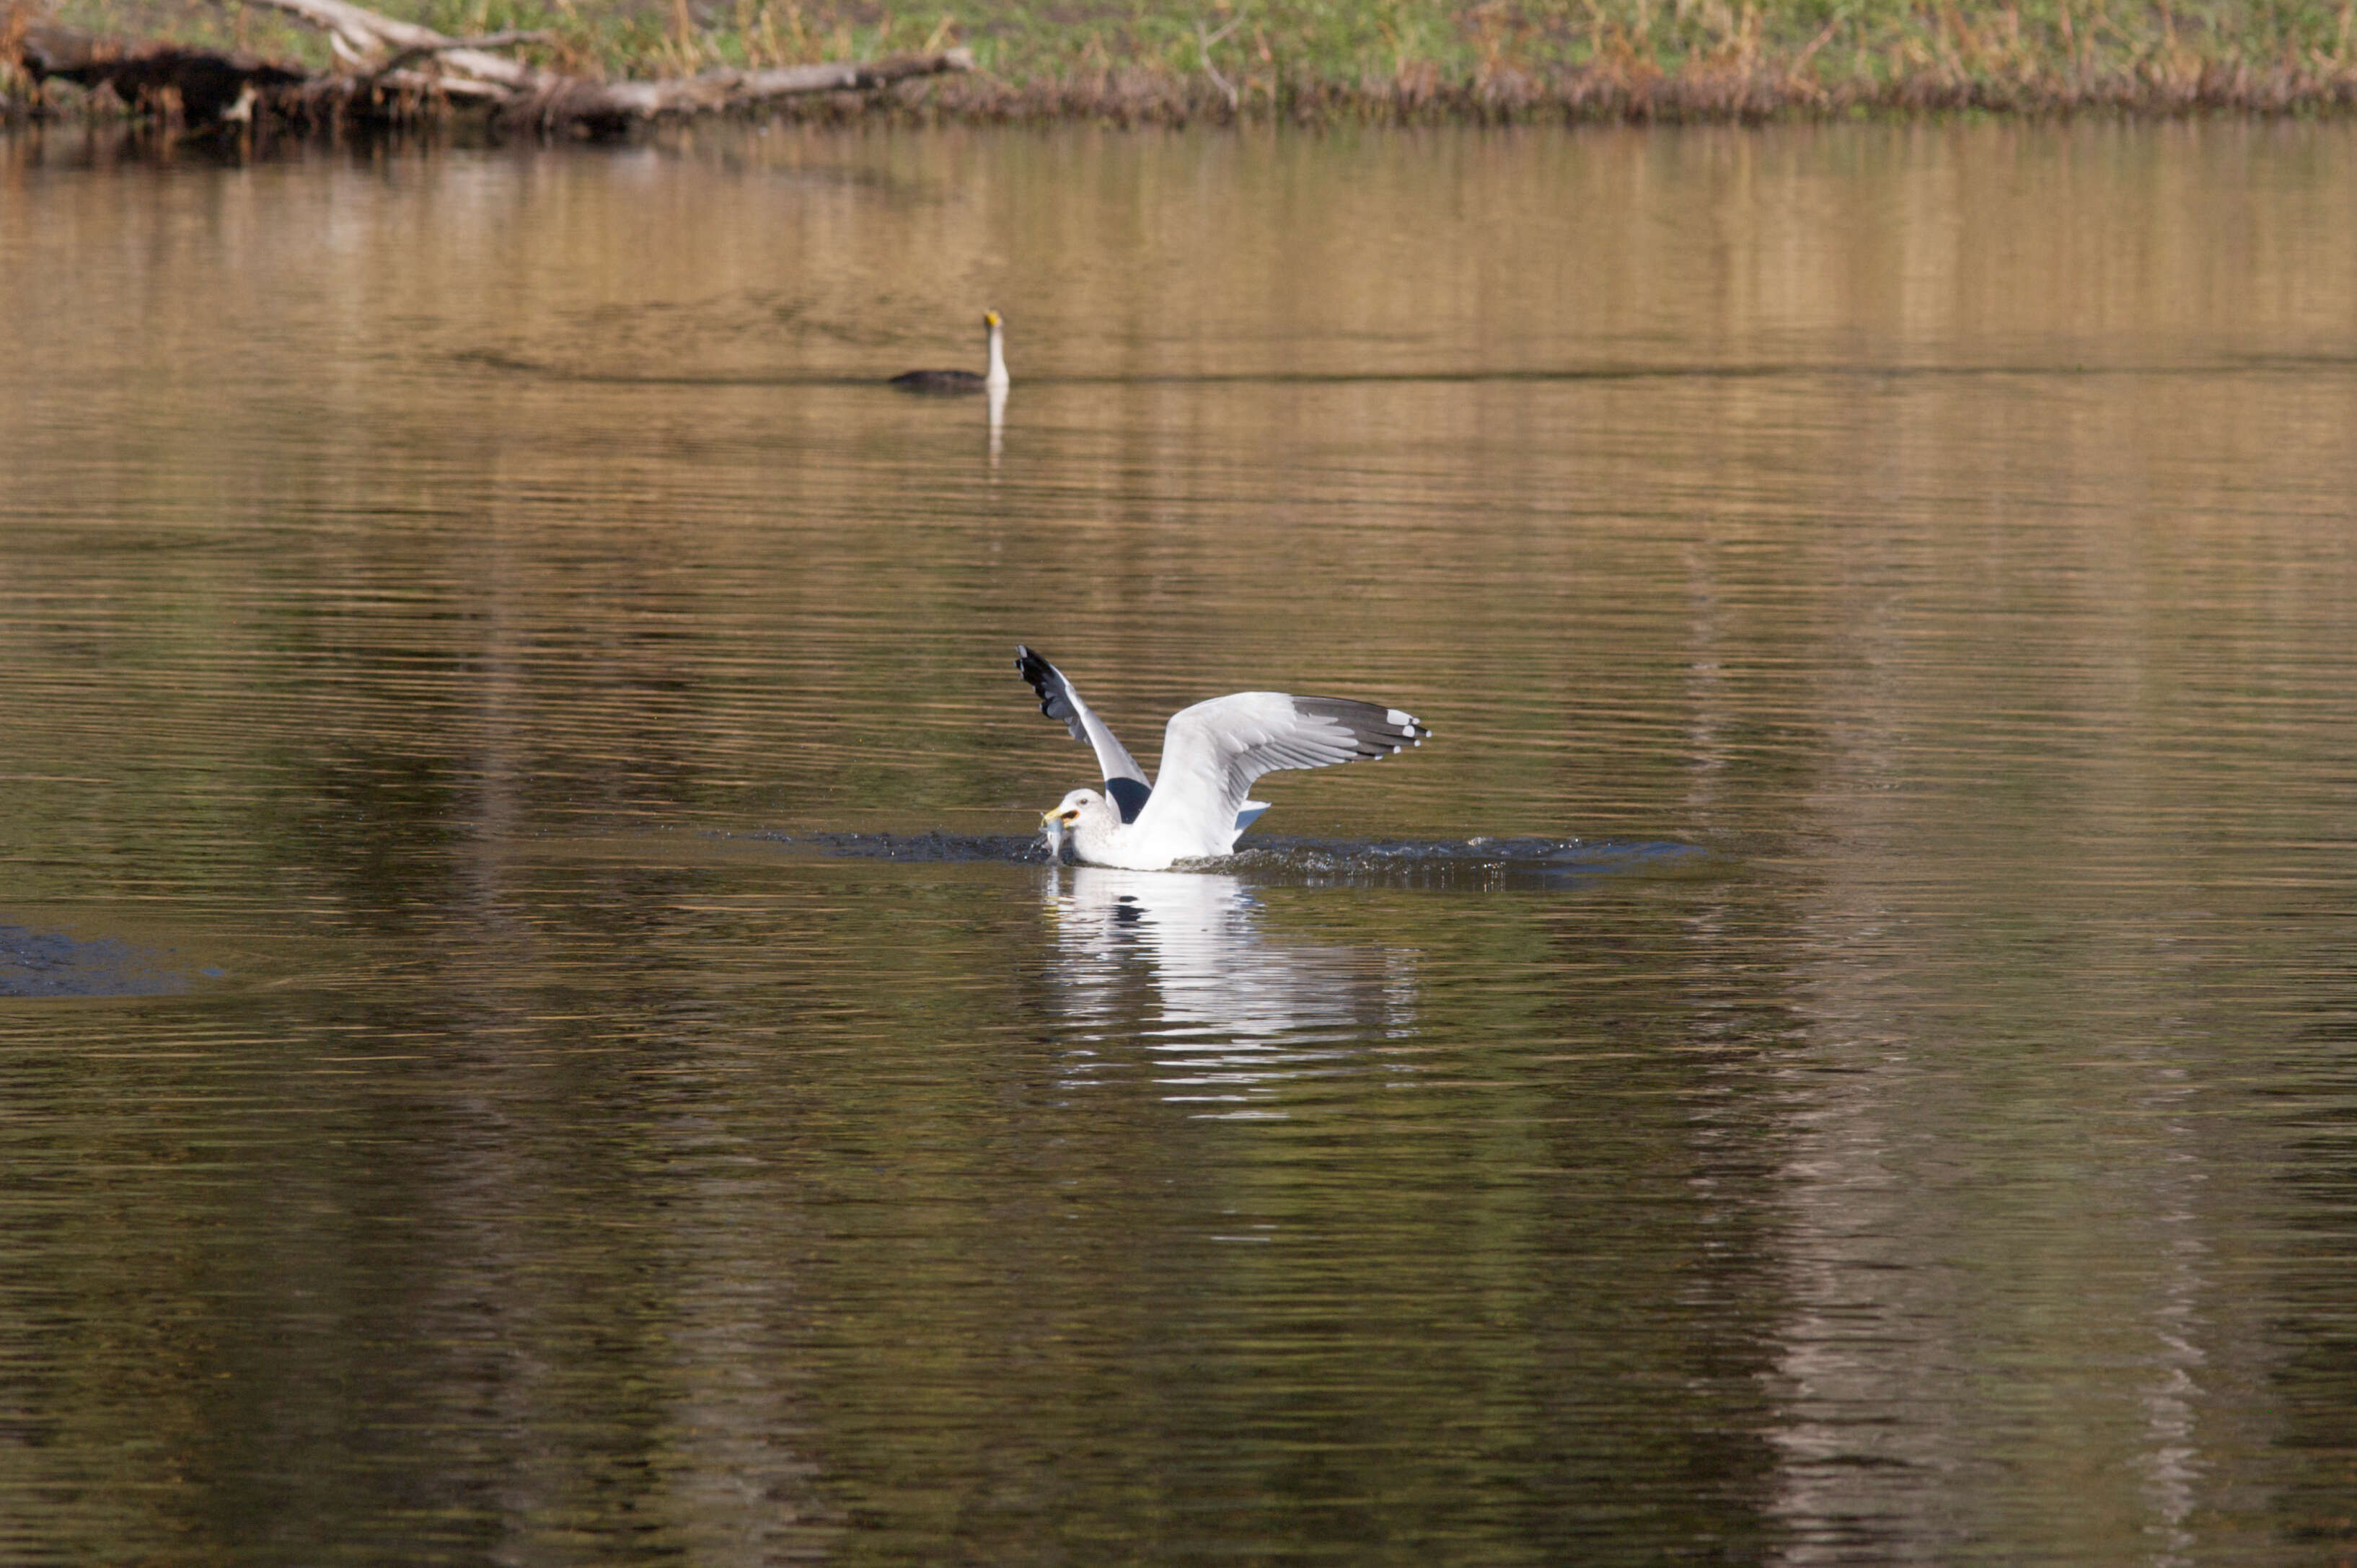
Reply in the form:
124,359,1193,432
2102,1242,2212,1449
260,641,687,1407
1195,15,1241,110
364,29,550,87
242,0,539,87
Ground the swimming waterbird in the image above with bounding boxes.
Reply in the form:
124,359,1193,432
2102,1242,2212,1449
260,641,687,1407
891,309,1008,395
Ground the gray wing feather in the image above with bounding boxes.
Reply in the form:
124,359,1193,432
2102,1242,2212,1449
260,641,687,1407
1149,692,1429,842
1015,646,1153,822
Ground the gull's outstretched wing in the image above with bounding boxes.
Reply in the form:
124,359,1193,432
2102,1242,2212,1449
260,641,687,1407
1142,692,1428,845
1015,646,1153,822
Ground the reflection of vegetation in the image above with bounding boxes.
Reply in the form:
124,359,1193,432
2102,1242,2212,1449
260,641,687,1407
18,0,2357,116
0,848,1801,1559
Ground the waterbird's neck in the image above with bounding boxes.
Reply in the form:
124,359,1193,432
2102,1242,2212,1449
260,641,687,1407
985,322,1008,390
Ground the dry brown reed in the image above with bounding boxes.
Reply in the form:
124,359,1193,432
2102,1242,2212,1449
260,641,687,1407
760,56,2357,125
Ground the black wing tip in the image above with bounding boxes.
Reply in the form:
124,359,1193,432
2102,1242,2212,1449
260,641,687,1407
1298,697,1432,757
1015,644,1056,689
1013,645,1087,734
1014,646,1055,708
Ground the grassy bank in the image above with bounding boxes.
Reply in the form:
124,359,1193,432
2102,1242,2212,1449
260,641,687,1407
10,0,2357,120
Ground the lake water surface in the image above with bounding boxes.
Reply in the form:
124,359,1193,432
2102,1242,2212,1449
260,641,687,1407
3,118,2356,1564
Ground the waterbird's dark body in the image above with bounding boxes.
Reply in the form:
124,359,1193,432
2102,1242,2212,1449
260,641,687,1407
889,369,987,395
891,309,1007,396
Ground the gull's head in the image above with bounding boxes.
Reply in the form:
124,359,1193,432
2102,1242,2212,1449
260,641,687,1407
1040,787,1101,858
1041,787,1100,831
984,308,1003,330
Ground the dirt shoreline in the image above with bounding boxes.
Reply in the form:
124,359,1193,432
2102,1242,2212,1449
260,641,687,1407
12,66,2357,129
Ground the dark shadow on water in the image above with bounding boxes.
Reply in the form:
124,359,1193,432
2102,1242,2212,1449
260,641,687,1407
0,922,215,998
1230,834,1708,889
741,829,1706,889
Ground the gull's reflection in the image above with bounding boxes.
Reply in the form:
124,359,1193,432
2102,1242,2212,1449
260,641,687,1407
1041,866,1417,1115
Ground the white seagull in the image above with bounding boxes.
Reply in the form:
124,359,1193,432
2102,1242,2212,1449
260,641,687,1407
1016,645,1430,870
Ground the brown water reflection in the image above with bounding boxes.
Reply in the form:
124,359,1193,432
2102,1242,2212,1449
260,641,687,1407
3,120,2356,1564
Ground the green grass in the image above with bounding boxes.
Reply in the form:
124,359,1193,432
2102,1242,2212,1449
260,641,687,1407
14,0,2357,115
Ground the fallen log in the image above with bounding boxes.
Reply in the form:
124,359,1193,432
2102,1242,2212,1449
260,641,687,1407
499,52,982,134
360,28,552,89
244,0,972,133
9,0,974,135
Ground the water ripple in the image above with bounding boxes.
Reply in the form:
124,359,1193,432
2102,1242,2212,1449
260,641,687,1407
740,829,1704,886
